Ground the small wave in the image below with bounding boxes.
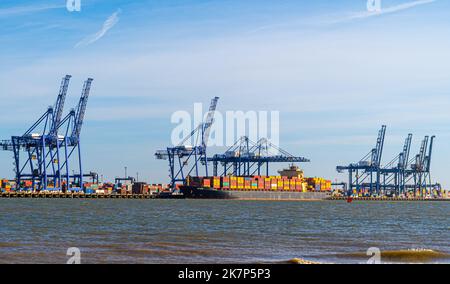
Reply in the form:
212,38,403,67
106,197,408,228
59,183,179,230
336,249,450,263
381,249,449,263
276,258,321,264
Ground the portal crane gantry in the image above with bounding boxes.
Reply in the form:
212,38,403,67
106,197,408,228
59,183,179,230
0,75,93,191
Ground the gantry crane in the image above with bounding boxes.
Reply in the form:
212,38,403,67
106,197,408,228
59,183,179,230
337,126,439,197
208,136,309,177
155,97,219,189
380,134,412,196
406,135,436,196
0,76,93,191
336,125,386,196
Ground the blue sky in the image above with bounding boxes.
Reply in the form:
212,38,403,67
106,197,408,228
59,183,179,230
0,0,449,187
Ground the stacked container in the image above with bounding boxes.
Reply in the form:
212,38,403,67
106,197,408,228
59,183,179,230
237,177,244,189
185,174,333,193
244,178,251,190
251,178,258,190
230,177,237,189
213,177,221,189
222,177,230,190
271,178,278,191
202,177,211,188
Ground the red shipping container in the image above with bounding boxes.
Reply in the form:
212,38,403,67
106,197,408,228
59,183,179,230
264,179,271,190
202,178,211,188
244,180,251,190
258,178,264,190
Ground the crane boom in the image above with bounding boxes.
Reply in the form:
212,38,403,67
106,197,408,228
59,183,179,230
71,78,93,140
201,96,219,149
425,136,435,172
400,134,412,169
50,75,71,136
371,125,386,167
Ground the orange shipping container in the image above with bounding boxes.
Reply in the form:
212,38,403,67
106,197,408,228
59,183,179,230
244,179,251,190
230,178,237,189
290,180,296,191
202,178,211,188
258,178,264,190
283,179,290,190
264,178,271,190
295,181,303,191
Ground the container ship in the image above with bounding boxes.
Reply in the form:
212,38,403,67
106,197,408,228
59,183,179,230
180,165,332,200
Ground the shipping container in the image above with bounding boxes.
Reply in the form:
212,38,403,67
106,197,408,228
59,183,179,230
221,177,230,190
213,177,221,189
283,179,290,190
258,178,265,190
244,178,251,190
277,179,283,189
251,178,258,190
203,177,211,188
289,179,296,191
264,178,271,190
230,177,237,189
132,182,149,194
271,178,278,191
237,177,244,189
295,180,302,191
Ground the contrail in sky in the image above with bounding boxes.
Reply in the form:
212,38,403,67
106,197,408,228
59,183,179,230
75,9,121,48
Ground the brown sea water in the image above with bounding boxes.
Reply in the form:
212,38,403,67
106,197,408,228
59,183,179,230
0,199,448,264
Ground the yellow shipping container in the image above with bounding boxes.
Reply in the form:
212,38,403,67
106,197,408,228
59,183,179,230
302,183,307,192
230,177,237,189
277,180,283,188
271,181,277,191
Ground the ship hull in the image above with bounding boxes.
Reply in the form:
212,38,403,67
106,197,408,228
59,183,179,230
180,186,330,200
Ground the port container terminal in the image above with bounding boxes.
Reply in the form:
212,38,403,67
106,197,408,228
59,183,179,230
0,75,447,200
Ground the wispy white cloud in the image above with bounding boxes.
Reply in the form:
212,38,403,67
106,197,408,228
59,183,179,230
248,0,436,34
0,3,64,17
333,0,436,23
75,9,121,48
